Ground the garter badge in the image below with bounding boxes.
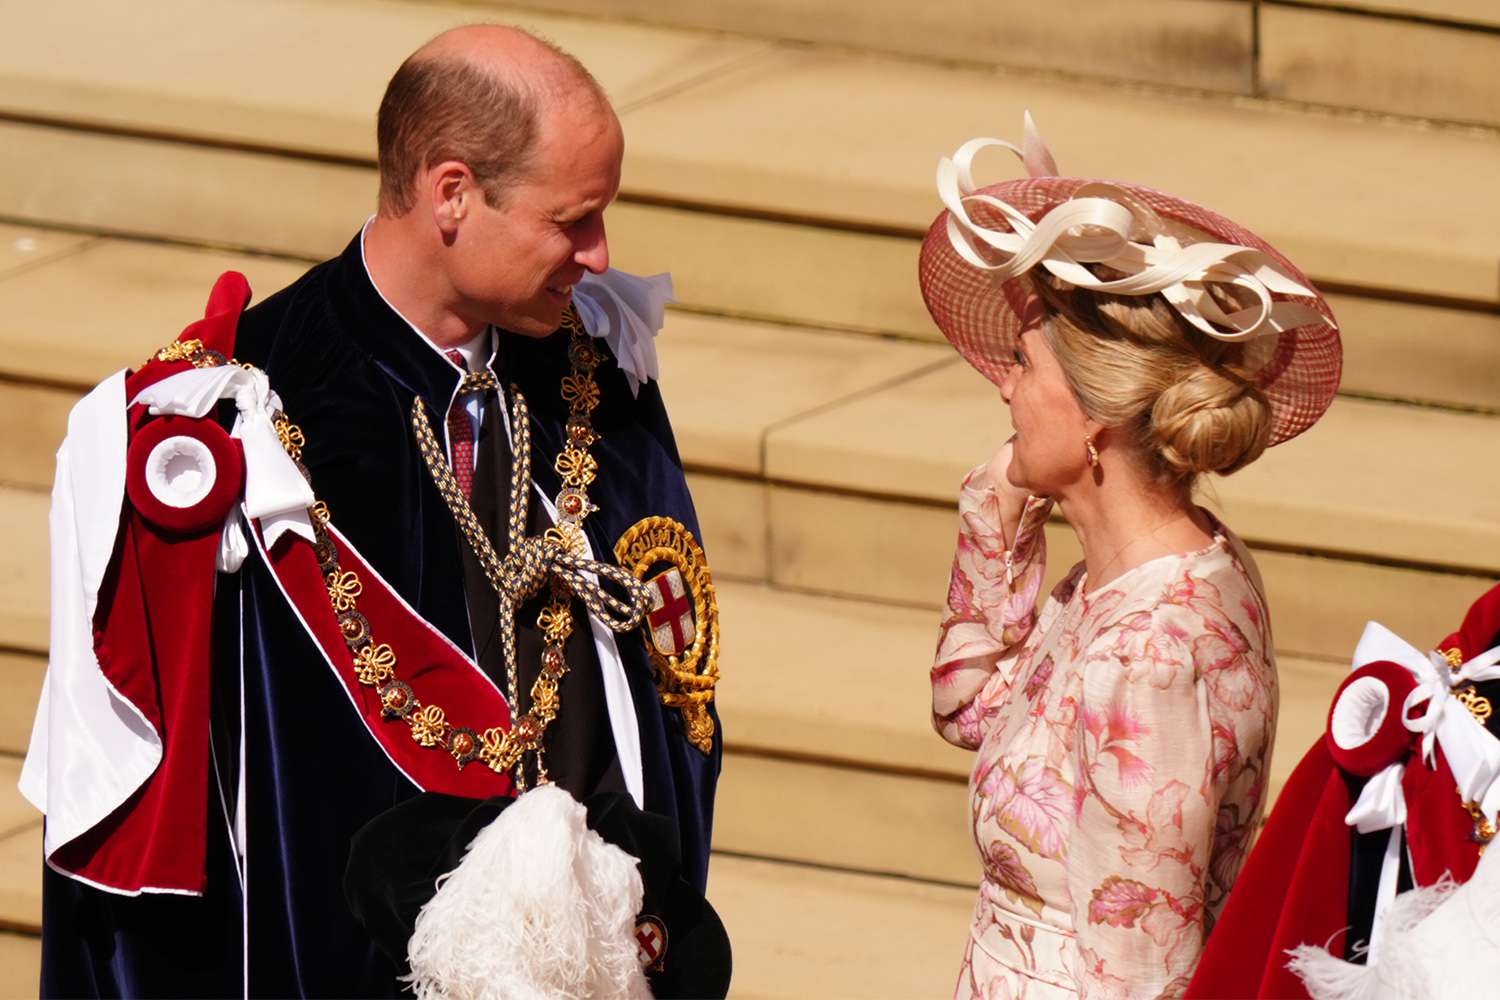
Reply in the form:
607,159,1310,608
614,517,720,754
635,915,668,972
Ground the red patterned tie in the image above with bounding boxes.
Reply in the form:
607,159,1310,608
445,350,477,498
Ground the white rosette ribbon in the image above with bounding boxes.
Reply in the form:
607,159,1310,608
1344,622,1500,834
130,365,317,563
1326,621,1500,967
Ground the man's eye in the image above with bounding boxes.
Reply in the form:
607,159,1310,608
1013,350,1026,368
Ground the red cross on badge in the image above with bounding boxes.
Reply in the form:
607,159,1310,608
635,915,667,970
646,568,695,657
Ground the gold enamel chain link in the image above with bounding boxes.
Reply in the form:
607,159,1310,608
408,312,648,788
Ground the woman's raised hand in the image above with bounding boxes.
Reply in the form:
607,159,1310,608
968,436,1032,552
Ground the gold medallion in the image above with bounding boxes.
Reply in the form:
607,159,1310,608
614,517,720,754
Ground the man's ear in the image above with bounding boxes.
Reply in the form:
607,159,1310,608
429,161,475,239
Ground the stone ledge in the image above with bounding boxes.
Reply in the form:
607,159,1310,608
765,362,1500,574
716,579,1346,804
1262,5,1500,126
1337,0,1500,30
0,229,1493,580
707,852,973,999
764,487,1497,664
497,0,1257,94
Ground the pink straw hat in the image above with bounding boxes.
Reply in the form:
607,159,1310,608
918,114,1342,446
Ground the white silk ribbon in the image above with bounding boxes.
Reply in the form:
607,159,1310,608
1343,621,1500,833
936,112,1333,342
572,268,674,397
1347,762,1408,834
129,366,315,550
217,508,249,573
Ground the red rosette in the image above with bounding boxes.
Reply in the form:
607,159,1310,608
1325,659,1419,776
126,415,245,534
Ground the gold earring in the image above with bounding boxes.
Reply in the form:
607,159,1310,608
1085,437,1100,467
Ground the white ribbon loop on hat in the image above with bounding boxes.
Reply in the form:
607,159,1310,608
1343,621,1500,834
130,366,315,550
935,113,1333,342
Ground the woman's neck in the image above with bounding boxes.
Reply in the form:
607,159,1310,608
1057,461,1210,592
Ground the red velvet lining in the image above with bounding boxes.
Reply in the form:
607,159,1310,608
47,267,515,896
125,416,245,534
1185,742,1347,999
1403,750,1481,886
1442,582,1500,662
52,465,219,894
46,271,251,895
262,523,514,800
1324,660,1418,777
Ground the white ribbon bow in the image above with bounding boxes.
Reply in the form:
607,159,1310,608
129,366,316,553
1343,621,1500,834
936,112,1333,343
572,268,674,397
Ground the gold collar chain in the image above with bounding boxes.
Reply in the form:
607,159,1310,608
405,312,650,788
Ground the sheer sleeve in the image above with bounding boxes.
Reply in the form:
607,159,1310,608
1065,588,1275,999
931,464,1053,749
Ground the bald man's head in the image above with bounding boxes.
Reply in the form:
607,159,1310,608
375,24,609,216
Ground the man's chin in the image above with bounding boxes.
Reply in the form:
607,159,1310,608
495,303,568,338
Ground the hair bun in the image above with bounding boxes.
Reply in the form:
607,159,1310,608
1150,364,1273,477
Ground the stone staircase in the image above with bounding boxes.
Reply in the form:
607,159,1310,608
0,1,1497,996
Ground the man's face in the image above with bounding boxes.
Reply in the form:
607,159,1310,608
449,102,624,337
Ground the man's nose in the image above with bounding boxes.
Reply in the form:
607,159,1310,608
574,215,609,275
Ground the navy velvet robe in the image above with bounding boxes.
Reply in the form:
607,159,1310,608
40,235,722,997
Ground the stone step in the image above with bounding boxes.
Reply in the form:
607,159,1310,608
756,359,1500,576
0,571,1416,802
0,745,974,999
0,655,44,759
0,932,39,999
2,230,1496,582
5,2,1494,257
710,580,1345,883
5,229,1494,581
1,234,1494,663
2,147,1496,414
0,755,41,945
759,487,1497,665
709,852,973,1000
2,378,1493,671
507,0,1500,125
0,1,1497,402
0,560,1347,890
0,819,969,1000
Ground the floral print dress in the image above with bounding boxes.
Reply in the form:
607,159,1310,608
932,468,1277,1000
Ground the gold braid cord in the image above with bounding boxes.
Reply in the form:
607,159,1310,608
410,314,651,787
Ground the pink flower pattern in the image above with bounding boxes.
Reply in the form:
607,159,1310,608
933,467,1277,1000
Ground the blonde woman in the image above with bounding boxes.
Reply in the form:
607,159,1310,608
921,118,1341,999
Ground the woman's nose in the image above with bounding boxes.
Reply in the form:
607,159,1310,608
998,365,1017,404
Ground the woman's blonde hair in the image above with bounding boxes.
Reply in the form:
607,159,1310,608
1033,276,1274,493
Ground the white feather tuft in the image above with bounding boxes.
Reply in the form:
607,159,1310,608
1285,944,1382,1000
1287,877,1464,1000
404,785,653,1000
